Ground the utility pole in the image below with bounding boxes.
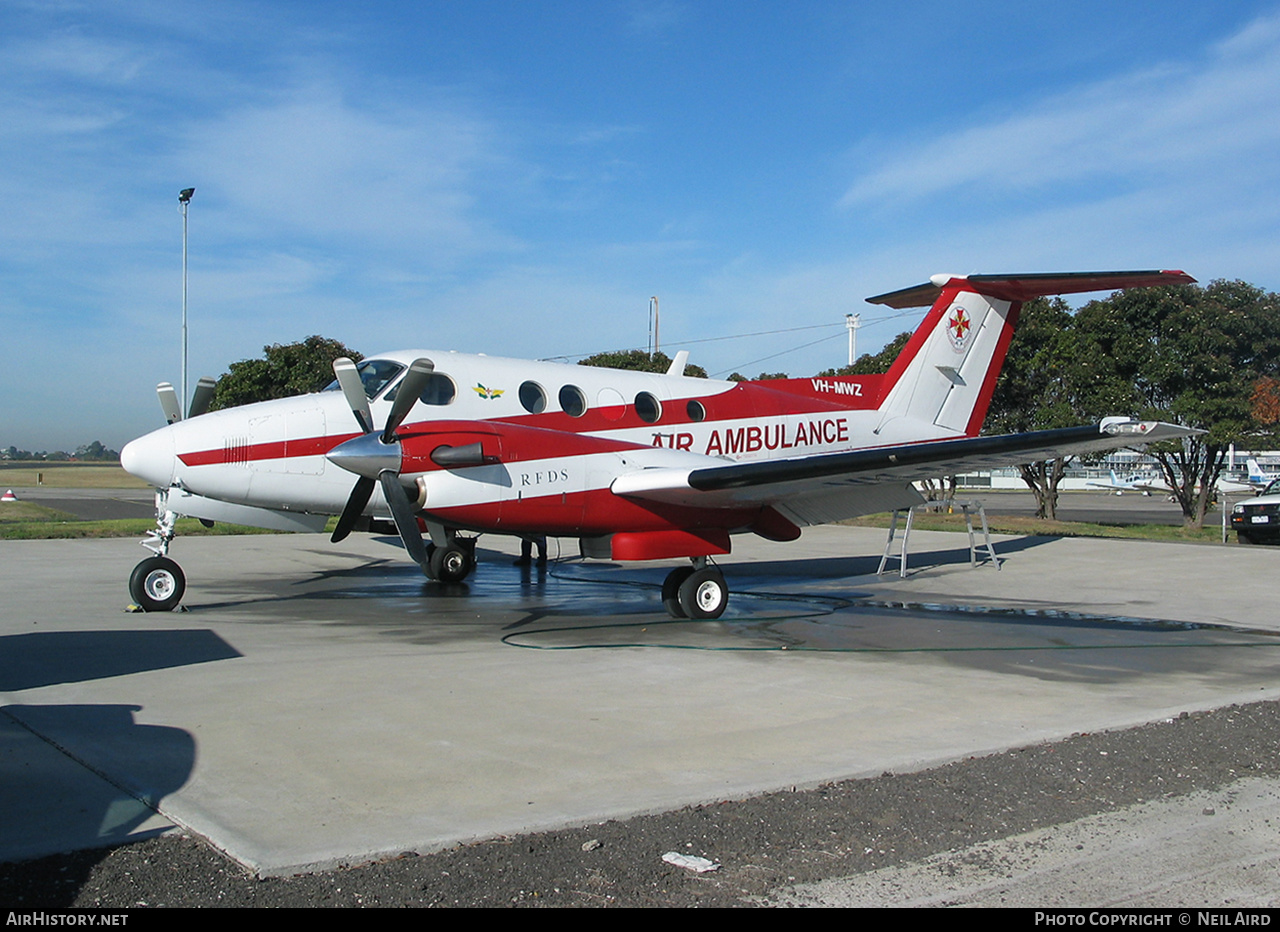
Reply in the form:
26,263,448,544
649,296,659,359
178,187,195,415
845,312,861,366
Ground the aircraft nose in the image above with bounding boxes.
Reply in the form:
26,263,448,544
121,428,176,488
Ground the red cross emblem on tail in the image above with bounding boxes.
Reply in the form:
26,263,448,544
946,306,972,349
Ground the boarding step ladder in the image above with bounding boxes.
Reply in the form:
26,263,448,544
877,499,1001,578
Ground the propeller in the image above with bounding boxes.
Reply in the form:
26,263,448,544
188,377,217,419
325,357,436,568
156,376,217,423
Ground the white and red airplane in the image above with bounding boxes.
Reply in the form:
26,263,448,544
121,269,1196,617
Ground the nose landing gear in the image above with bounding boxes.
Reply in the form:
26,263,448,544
129,555,186,612
129,489,186,611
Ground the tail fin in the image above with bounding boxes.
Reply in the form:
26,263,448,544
866,270,1195,439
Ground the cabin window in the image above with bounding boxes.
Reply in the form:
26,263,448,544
385,372,457,406
635,391,662,423
418,373,456,405
559,384,587,417
686,399,706,422
520,381,547,414
322,359,404,400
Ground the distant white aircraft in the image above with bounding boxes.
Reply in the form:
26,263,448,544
1087,470,1161,496
1245,458,1278,489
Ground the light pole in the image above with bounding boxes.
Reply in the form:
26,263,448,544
649,296,660,359
845,312,861,366
178,187,195,416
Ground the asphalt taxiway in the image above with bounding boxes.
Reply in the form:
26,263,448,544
1,526,1276,881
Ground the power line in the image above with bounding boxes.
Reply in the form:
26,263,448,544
711,331,847,379
543,307,925,366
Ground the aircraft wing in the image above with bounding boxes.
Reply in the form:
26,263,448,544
612,420,1197,527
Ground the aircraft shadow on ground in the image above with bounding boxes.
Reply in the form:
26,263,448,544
0,703,195,902
0,630,242,692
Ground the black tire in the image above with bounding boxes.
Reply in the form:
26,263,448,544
422,542,437,579
430,544,474,583
1237,531,1258,545
129,556,185,612
662,566,695,618
678,568,728,620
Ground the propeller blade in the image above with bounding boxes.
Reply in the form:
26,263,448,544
380,471,428,569
188,377,217,419
331,476,376,543
157,382,182,424
332,357,373,434
382,357,434,444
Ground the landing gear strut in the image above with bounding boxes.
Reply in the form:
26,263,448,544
661,558,727,619
129,488,186,611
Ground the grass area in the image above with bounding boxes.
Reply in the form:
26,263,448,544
0,505,1229,544
844,511,1228,545
0,467,1230,544
0,462,148,489
0,501,78,523
0,516,288,541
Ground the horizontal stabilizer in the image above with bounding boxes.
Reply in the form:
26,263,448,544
867,270,1197,309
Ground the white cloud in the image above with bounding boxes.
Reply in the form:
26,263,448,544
840,12,1280,209
181,88,516,263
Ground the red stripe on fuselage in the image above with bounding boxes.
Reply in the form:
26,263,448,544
174,383,896,469
177,431,362,468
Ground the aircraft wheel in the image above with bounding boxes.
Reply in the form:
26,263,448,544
430,543,474,583
678,568,728,620
662,566,695,618
422,542,437,579
129,556,185,612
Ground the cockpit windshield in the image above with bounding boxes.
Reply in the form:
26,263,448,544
322,359,405,400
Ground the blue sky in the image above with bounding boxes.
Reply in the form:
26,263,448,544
4,0,1280,450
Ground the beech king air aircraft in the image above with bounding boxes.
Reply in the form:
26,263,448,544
121,269,1196,618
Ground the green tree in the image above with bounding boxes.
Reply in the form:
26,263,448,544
74,440,119,461
210,336,363,410
986,298,1097,519
1076,281,1280,528
578,349,708,379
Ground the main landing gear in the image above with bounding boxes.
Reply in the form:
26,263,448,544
661,558,728,620
422,536,477,583
129,490,186,612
